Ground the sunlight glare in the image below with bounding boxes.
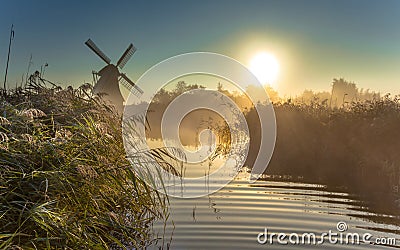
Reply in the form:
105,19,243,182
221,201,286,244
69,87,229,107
249,52,279,87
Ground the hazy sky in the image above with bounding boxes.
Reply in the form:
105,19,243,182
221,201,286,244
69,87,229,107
0,0,399,96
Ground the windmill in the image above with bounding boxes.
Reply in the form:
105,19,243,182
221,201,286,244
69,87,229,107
85,38,143,113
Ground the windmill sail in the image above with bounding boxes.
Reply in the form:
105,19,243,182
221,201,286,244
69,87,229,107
85,39,111,64
119,73,143,97
117,43,136,69
86,38,143,110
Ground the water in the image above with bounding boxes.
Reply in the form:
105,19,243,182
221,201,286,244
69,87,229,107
152,171,400,249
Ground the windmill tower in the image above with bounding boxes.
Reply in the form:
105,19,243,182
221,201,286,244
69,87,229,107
85,38,143,113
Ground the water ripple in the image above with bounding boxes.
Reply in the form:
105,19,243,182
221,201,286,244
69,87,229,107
152,173,400,249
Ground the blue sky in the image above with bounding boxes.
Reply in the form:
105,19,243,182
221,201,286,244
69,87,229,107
1,0,399,96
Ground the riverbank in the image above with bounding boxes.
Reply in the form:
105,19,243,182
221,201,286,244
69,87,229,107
0,83,166,249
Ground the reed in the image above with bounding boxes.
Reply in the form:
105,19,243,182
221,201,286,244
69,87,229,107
0,82,167,249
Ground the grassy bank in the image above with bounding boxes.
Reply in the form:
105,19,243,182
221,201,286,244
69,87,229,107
0,83,167,249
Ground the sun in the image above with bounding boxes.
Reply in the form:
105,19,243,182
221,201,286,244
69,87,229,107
249,52,279,87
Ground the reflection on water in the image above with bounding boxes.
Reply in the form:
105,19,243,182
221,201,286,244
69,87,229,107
152,171,400,249
146,139,231,178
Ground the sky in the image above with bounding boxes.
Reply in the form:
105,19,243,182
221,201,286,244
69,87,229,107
0,0,399,96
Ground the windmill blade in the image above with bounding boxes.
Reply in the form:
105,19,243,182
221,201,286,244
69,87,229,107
117,43,136,69
85,39,111,64
119,73,143,97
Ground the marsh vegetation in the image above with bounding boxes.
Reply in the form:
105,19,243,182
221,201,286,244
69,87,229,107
1,75,399,249
147,79,400,215
0,78,167,249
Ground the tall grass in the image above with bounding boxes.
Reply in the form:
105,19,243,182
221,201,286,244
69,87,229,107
0,83,167,249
